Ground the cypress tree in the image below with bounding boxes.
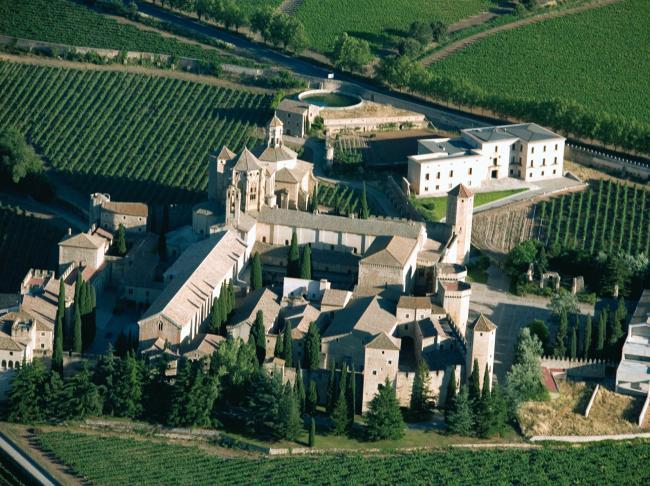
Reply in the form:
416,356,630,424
279,383,302,441
475,368,493,438
490,382,508,435
219,283,228,328
294,366,306,414
249,310,266,365
331,386,349,435
309,416,316,447
554,309,568,358
116,224,127,256
365,378,405,441
209,297,221,334
287,232,300,277
251,252,263,290
596,308,607,356
410,359,430,414
282,321,293,367
346,364,356,424
311,184,320,213
72,302,82,353
299,244,312,280
52,315,64,374
445,367,457,411
446,388,474,436
468,359,481,407
228,280,235,314
326,361,336,413
360,182,369,219
274,328,284,358
583,315,593,359
113,353,143,418
56,278,66,324
304,321,321,370
570,325,578,359
307,379,318,414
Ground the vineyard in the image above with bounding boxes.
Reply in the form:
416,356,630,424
317,184,367,216
0,204,65,293
536,181,650,257
433,0,650,125
37,430,650,485
0,61,272,204
0,0,238,65
295,0,492,52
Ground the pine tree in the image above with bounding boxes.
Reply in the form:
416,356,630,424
251,252,263,290
294,366,306,414
307,379,318,414
43,371,67,420
299,244,312,280
446,388,474,436
468,359,481,409
360,182,369,219
282,321,293,367
64,362,102,420
113,354,143,418
346,364,356,425
249,310,266,365
554,309,568,357
116,224,127,256
445,367,457,412
365,378,405,441
304,321,321,370
279,383,302,441
72,302,82,353
583,314,593,359
490,382,508,436
8,360,47,423
326,361,336,413
210,297,222,334
94,345,117,415
287,232,300,277
570,325,578,359
596,308,607,356
410,359,430,415
309,416,316,447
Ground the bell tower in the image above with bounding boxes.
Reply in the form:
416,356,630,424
268,114,284,148
446,184,474,265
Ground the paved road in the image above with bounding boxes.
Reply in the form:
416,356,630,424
470,266,594,382
0,432,59,486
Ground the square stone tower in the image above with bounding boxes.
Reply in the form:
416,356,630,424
466,314,497,391
446,184,474,265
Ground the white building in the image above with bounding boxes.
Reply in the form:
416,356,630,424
615,290,650,396
408,123,565,196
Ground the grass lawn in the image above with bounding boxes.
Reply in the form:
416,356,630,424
466,266,489,284
411,188,528,222
433,0,650,125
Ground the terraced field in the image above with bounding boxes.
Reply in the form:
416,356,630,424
37,430,650,486
432,0,650,125
0,204,65,292
0,61,272,204
295,0,492,52
0,0,235,64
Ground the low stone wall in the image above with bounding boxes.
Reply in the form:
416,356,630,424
584,384,599,417
530,432,650,443
539,356,608,379
566,144,650,181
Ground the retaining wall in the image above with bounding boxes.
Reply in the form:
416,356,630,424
566,144,650,181
539,356,608,379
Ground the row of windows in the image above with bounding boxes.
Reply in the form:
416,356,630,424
425,168,472,181
509,143,559,153
1,360,20,369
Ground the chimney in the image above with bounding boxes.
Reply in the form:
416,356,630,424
67,227,72,236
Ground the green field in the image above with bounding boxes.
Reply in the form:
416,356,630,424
36,430,650,485
412,188,528,222
0,62,271,204
0,0,236,64
432,0,650,125
295,0,492,52
537,181,650,256
0,204,65,293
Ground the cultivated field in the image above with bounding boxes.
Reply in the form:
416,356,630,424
537,181,649,256
0,0,237,65
36,430,650,485
0,204,65,293
0,61,272,204
317,184,366,217
295,0,492,52
432,0,650,125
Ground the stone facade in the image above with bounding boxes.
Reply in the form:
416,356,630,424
362,333,400,412
90,193,148,233
466,314,497,391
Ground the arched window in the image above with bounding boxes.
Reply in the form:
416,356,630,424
7,361,13,369
1,360,5,368
158,321,164,332
15,362,20,370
